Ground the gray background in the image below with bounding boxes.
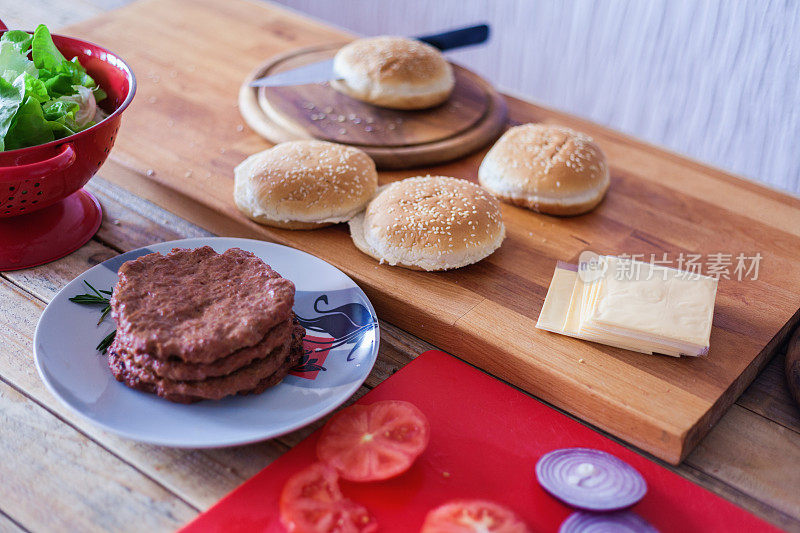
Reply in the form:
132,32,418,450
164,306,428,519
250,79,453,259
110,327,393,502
6,0,799,194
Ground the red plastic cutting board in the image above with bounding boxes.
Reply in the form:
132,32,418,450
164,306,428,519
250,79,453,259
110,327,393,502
181,351,778,532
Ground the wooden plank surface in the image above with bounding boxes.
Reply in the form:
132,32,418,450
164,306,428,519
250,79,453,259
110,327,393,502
1,177,799,532
58,0,800,464
0,2,798,532
0,379,196,532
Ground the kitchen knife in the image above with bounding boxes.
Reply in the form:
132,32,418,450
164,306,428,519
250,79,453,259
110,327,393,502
249,24,489,88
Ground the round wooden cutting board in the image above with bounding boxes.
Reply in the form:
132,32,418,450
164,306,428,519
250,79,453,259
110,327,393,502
239,43,508,169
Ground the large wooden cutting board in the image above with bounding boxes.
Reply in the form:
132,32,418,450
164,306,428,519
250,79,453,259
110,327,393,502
64,0,800,464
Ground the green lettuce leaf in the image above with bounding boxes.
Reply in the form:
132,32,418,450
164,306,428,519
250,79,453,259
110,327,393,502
43,99,79,121
24,73,49,103
42,99,81,135
44,114,78,139
32,26,97,92
1,24,106,151
64,57,97,89
51,86,97,128
31,25,68,71
0,40,37,83
1,30,33,54
93,86,107,102
3,95,55,151
0,74,25,151
42,71,73,97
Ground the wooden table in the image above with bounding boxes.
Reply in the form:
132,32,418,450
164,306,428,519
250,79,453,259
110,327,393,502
1,3,799,532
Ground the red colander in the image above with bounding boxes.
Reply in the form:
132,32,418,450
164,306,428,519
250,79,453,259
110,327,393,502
0,19,136,270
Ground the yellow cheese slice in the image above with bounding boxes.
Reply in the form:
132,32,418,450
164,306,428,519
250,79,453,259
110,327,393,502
537,264,679,356
536,256,717,358
536,265,578,333
589,256,717,349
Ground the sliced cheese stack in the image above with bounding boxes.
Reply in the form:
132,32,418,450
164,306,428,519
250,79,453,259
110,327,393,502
537,255,718,357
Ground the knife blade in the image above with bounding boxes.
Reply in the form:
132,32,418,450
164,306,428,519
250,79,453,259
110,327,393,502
249,23,489,88
250,59,337,88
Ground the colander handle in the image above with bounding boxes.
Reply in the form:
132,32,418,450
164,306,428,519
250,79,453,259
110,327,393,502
0,143,76,182
0,19,7,32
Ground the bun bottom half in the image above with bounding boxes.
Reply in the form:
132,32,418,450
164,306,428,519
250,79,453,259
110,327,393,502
484,183,610,216
349,211,504,271
478,162,611,216
330,79,452,110
238,210,334,230
348,212,423,271
234,192,360,230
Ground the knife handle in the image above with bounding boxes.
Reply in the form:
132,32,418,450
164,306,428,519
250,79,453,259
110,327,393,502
417,24,490,51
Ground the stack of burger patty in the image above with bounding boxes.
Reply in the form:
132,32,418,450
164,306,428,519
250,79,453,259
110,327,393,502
107,246,305,403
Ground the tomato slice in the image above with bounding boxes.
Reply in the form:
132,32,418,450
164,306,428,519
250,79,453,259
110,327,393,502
420,500,530,533
317,400,430,482
279,463,377,533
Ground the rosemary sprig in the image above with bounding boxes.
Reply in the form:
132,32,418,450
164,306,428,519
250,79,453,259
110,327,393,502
96,330,116,354
69,280,116,354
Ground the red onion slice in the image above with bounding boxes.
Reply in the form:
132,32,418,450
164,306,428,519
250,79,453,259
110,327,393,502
536,448,647,511
559,511,658,533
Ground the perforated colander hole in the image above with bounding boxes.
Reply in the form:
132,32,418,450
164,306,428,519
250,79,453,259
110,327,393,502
36,191,42,196
34,183,40,187
8,186,14,192
7,196,13,201
21,190,27,194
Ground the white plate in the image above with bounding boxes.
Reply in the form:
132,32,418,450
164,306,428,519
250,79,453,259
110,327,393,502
34,237,379,447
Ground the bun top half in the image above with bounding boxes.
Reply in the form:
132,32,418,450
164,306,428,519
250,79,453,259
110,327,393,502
478,123,610,215
234,140,377,228
332,36,455,109
349,176,505,270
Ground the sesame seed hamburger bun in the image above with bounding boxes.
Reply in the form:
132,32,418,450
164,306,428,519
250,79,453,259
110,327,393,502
234,140,378,230
349,176,505,271
331,36,455,110
478,124,610,216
